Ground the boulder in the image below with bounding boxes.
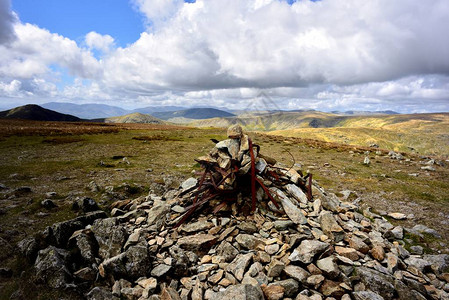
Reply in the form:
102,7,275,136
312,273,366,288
34,246,72,289
215,284,264,300
355,267,396,299
91,217,128,260
289,240,330,264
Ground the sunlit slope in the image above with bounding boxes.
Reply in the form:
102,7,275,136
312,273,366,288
191,111,343,130
270,113,449,156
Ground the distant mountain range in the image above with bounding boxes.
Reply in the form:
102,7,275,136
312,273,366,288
0,104,81,122
152,108,235,121
41,102,191,119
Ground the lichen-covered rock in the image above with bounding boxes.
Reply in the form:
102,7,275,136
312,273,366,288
91,217,128,260
34,246,72,289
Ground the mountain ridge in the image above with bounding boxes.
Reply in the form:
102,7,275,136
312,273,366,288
0,104,81,122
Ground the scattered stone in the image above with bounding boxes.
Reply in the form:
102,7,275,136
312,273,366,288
283,265,310,284
235,234,264,250
151,264,172,277
388,212,407,220
178,233,216,251
216,284,263,300
226,253,253,281
261,284,284,300
316,256,340,279
41,199,57,209
180,178,198,193
289,240,329,264
267,259,285,277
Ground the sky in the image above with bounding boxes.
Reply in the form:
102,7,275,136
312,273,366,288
0,0,449,113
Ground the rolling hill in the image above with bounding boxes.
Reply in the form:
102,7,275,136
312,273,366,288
103,112,164,124
0,104,81,122
190,111,449,156
152,108,235,122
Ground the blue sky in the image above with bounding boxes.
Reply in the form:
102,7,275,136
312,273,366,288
11,0,144,47
1,0,448,112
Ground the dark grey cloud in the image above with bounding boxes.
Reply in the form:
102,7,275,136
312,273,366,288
0,0,16,45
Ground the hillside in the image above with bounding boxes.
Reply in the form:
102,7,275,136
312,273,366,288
42,102,129,119
270,113,449,157
152,108,235,122
0,104,81,122
190,111,449,156
103,112,164,124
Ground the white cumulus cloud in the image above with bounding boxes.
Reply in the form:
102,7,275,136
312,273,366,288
85,31,115,53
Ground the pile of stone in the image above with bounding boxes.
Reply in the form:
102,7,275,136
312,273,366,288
175,124,312,226
16,127,449,300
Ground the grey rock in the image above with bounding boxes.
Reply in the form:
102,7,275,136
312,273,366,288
283,265,310,284
41,199,57,209
316,256,340,279
412,224,441,238
355,267,396,299
423,254,449,273
178,233,216,251
216,138,240,160
47,219,84,248
73,197,99,212
353,291,385,300
389,226,404,240
270,279,299,298
235,234,264,250
34,246,72,289
289,239,329,264
226,253,253,281
151,264,171,277
227,124,243,139
404,256,432,272
99,244,151,280
17,236,41,261
237,221,258,234
216,241,239,262
181,220,214,233
285,184,309,204
147,203,170,229
273,188,307,225
274,220,294,231
409,246,424,255
73,230,97,263
267,259,285,277
86,287,119,300
265,243,280,255
180,177,198,193
124,245,152,279
92,217,128,260
319,211,345,242
215,284,264,300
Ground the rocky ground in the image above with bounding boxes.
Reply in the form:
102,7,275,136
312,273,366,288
2,127,448,300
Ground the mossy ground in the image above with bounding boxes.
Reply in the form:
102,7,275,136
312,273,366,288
0,120,448,298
